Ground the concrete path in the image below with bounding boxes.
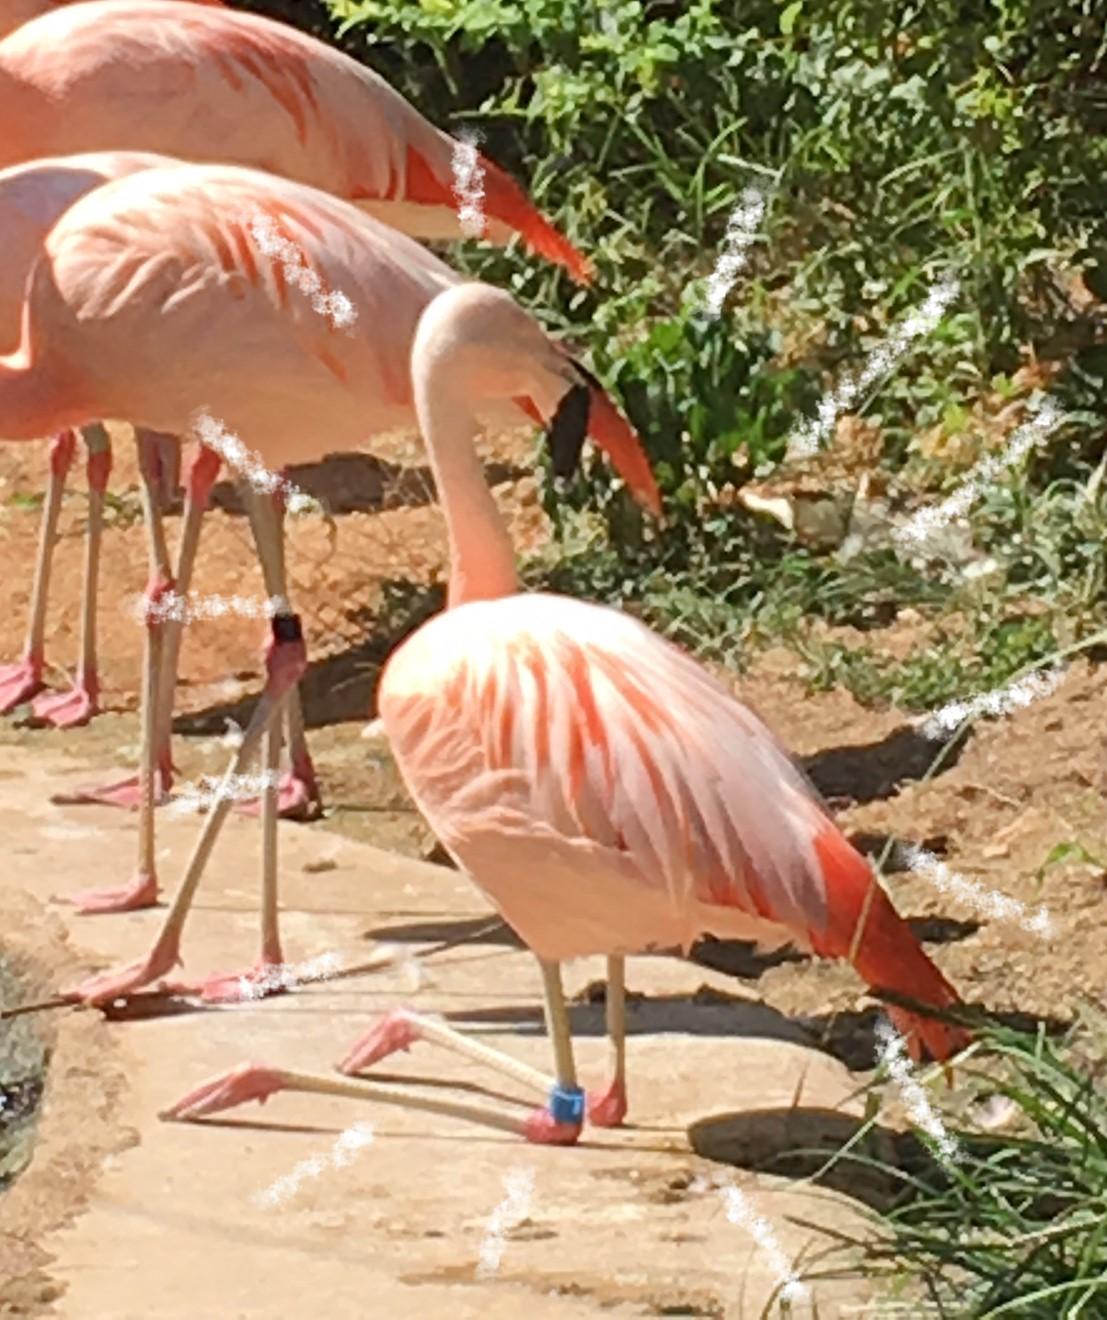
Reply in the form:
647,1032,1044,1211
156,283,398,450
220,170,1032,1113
0,744,875,1317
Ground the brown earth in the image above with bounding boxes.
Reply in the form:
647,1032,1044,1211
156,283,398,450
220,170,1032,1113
0,426,1105,1314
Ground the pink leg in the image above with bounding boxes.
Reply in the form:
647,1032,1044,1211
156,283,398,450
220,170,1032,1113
0,431,75,713
59,432,174,913
31,425,111,729
54,435,202,809
165,963,585,1145
586,956,628,1127
64,611,308,1003
337,961,585,1145
236,474,323,822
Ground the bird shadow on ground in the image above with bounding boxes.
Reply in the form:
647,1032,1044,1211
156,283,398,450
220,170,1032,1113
684,1105,948,1212
801,724,969,806
191,452,527,518
361,913,978,988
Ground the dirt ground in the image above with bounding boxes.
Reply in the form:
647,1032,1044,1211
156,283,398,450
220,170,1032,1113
0,426,1105,1312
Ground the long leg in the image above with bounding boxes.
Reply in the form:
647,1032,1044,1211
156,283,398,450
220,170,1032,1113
65,485,306,1001
237,473,322,821
31,424,111,728
0,430,75,713
162,957,585,1145
197,481,299,1001
59,430,174,913
587,955,628,1126
64,610,306,1003
152,443,219,786
55,438,212,809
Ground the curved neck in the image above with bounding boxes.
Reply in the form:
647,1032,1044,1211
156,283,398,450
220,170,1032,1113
411,358,519,608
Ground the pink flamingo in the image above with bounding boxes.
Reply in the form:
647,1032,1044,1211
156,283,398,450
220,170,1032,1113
0,0,223,40
0,152,183,731
0,162,651,998
0,0,589,815
162,282,971,1144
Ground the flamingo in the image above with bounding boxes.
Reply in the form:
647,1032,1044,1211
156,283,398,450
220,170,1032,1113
0,0,222,40
0,0,589,818
0,152,186,731
162,281,971,1144
0,0,225,726
0,162,651,1000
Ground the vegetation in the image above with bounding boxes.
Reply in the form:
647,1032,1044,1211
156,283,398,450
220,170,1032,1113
799,1014,1107,1317
306,0,1107,710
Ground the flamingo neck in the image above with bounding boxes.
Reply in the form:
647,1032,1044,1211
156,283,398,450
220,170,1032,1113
411,356,519,609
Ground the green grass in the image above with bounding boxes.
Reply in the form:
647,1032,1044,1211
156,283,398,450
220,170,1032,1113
800,1013,1107,1316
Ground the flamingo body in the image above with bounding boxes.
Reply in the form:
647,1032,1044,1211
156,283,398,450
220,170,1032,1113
4,164,461,456
381,590,968,1062
0,0,222,42
0,150,170,351
0,1,587,280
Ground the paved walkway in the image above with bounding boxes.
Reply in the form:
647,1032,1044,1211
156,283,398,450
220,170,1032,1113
0,744,874,1318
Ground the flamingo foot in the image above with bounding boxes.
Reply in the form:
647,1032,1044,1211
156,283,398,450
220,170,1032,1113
161,1063,287,1121
0,656,45,714
60,869,159,914
339,1009,419,1074
235,770,322,822
51,763,173,810
586,1080,628,1128
64,942,182,1005
30,675,100,729
196,961,291,1005
523,1108,583,1146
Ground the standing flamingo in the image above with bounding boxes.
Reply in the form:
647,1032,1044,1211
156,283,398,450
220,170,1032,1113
0,0,230,725
0,0,590,820
0,162,650,999
0,152,185,730
162,282,970,1142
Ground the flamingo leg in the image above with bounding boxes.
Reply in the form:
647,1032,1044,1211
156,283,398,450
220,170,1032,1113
0,430,75,714
197,482,303,1003
587,955,628,1127
57,438,212,810
164,958,585,1144
152,443,218,789
30,424,111,729
237,476,322,822
63,609,307,1004
163,1063,532,1138
59,431,175,913
335,958,585,1143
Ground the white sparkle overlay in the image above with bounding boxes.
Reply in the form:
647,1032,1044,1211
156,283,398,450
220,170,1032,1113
902,845,1053,937
919,665,1067,738
787,274,961,459
247,211,357,331
168,770,282,817
703,186,770,318
254,1121,375,1208
192,412,322,516
894,397,1064,550
133,589,289,625
875,1018,961,1165
476,1166,534,1278
693,1174,808,1303
451,126,486,239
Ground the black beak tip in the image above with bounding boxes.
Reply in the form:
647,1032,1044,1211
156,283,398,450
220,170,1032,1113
546,382,590,479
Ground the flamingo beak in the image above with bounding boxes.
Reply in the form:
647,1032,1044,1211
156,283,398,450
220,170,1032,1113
581,379,662,517
514,368,662,518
